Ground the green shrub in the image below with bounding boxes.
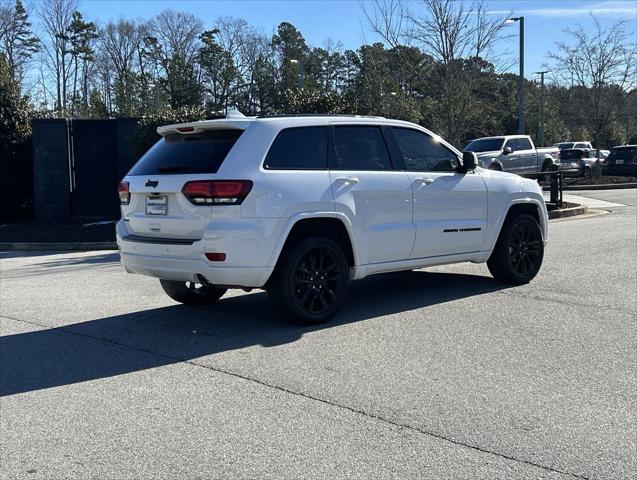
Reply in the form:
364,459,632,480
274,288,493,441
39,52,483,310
0,54,34,222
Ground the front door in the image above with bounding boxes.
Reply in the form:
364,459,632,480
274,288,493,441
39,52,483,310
502,138,521,172
389,127,488,258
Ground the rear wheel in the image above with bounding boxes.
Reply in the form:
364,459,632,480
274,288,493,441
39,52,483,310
487,214,544,284
540,161,556,181
160,279,227,305
268,237,350,325
489,163,502,171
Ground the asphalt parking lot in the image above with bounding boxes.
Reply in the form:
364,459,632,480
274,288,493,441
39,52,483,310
1,189,635,479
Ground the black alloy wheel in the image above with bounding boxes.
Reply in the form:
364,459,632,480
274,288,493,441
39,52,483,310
487,214,544,284
506,221,542,278
160,279,227,305
269,237,350,324
292,246,342,315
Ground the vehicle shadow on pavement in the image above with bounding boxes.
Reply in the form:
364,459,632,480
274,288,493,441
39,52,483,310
1,270,510,396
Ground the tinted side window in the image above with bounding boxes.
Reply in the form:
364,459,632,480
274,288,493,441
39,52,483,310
264,126,327,169
333,126,392,170
392,128,458,172
516,137,533,150
504,139,518,152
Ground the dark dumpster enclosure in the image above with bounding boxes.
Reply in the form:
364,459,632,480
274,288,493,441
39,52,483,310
31,118,140,222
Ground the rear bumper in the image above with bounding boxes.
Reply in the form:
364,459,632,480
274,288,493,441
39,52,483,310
116,220,275,288
558,166,582,176
602,165,637,176
119,251,272,287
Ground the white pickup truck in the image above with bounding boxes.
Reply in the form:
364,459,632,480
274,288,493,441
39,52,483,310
464,135,560,175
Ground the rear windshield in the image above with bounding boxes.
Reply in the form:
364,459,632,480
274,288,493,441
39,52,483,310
561,150,584,160
128,129,244,175
555,143,574,150
607,147,637,164
464,138,504,153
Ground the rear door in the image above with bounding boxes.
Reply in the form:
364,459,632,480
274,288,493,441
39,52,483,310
329,124,415,264
389,127,488,258
122,129,244,240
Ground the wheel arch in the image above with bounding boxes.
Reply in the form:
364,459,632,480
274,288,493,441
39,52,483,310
542,155,555,168
267,213,358,270
488,160,504,171
488,199,548,252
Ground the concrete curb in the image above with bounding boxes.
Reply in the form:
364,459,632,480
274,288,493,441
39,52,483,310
548,205,589,219
542,183,637,191
0,242,117,252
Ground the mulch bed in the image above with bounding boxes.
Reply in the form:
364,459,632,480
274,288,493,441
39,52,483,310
0,220,116,243
540,175,637,187
547,201,580,212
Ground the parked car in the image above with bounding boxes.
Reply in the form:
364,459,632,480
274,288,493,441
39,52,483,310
464,135,560,174
554,141,593,151
558,148,598,177
117,113,548,324
602,145,637,176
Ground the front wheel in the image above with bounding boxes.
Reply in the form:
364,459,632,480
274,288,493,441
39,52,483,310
268,237,350,325
160,279,227,305
487,214,544,284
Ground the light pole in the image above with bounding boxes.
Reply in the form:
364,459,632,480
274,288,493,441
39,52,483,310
506,16,525,134
533,70,550,146
148,83,160,112
290,58,305,88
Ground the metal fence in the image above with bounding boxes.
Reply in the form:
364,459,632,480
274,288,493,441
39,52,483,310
520,170,564,208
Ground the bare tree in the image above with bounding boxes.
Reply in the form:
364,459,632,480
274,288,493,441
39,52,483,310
549,16,637,154
364,0,509,143
39,0,76,115
212,16,271,110
145,10,203,108
99,18,143,115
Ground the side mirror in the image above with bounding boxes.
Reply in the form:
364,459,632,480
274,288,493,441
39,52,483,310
460,151,477,173
503,146,512,155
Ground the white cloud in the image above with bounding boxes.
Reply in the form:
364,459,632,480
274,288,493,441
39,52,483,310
488,1,637,17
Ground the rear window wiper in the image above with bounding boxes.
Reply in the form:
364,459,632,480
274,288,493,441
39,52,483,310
157,165,193,173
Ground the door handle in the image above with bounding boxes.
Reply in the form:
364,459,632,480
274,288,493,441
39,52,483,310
414,177,434,186
335,177,359,185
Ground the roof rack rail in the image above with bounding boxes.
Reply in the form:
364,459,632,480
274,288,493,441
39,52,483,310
256,113,386,119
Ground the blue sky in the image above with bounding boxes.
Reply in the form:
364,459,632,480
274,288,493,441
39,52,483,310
78,0,637,78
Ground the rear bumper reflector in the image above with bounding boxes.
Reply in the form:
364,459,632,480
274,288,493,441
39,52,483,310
205,253,226,262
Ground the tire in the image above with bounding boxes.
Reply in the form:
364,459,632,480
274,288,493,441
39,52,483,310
487,214,544,285
159,279,227,305
489,163,502,171
583,166,592,178
540,161,557,181
268,237,350,325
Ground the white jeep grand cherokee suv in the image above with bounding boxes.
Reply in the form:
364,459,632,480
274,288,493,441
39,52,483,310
117,113,547,324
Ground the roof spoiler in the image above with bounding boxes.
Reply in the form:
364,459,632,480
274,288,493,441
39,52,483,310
157,109,254,137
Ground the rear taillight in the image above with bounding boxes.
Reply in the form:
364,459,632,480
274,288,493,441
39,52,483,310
118,181,130,204
182,180,253,205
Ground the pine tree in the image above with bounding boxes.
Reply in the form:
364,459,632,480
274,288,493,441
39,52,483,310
67,10,97,114
0,0,40,81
